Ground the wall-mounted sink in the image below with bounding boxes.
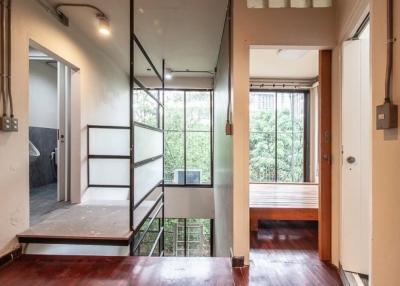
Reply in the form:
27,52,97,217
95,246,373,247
29,141,40,163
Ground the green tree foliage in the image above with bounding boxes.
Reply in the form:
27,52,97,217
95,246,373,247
164,91,211,184
250,92,305,183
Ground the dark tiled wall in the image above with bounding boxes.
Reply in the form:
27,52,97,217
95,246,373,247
29,127,57,188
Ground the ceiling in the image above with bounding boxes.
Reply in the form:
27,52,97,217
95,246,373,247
134,0,228,77
48,0,228,77
49,0,130,73
250,48,319,79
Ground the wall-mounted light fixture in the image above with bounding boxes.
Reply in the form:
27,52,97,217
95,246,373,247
55,3,111,36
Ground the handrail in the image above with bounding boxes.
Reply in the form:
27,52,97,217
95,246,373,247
134,180,163,210
134,192,164,233
133,201,164,253
134,155,163,168
148,227,164,257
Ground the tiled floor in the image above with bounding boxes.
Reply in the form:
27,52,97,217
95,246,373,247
30,183,70,226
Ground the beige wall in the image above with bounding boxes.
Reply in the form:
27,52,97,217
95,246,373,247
370,0,400,284
335,1,400,283
232,0,336,264
0,0,129,256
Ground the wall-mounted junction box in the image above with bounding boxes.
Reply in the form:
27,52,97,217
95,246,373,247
0,117,18,132
376,102,398,130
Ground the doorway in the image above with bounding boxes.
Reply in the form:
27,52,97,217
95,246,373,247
248,47,333,265
28,46,72,226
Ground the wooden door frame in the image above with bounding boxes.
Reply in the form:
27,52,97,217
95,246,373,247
318,50,332,261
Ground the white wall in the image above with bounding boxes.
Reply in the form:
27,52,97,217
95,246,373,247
214,12,234,257
0,0,129,256
28,61,58,129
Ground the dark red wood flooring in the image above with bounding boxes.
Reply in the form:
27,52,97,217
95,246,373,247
246,221,342,286
0,221,341,285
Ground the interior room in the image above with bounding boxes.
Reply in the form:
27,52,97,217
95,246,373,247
247,47,330,280
28,47,69,226
0,0,399,285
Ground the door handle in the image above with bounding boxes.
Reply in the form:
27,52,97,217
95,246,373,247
60,134,65,143
346,156,356,164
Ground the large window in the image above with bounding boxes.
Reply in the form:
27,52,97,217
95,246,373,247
250,90,308,183
164,90,213,186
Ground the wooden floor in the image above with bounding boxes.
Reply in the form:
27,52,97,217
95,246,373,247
0,221,342,285
247,221,341,286
0,256,237,286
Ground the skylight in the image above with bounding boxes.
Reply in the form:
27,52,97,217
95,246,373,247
247,0,332,8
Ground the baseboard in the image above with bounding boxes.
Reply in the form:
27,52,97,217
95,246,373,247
229,248,245,268
0,247,22,268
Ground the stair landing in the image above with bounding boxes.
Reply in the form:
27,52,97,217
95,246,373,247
18,200,155,246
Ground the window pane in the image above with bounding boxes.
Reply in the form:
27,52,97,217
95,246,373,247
164,218,185,257
165,90,184,131
134,89,159,128
250,132,276,182
186,219,211,257
164,131,184,184
250,92,276,182
186,132,211,184
276,92,305,182
186,91,211,131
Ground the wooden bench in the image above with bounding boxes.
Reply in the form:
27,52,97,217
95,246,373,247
250,183,319,231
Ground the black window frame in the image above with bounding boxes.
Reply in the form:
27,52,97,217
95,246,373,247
249,89,310,183
157,88,214,188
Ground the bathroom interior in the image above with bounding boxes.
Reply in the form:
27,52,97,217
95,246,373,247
28,47,69,226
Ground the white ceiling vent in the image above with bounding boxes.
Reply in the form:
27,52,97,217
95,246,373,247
247,0,332,8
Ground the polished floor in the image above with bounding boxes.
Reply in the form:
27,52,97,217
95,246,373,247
0,256,237,286
247,221,342,286
0,221,341,285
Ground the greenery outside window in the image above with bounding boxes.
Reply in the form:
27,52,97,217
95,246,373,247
136,218,213,257
250,90,309,183
164,89,213,186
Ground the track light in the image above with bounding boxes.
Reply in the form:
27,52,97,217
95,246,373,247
55,4,111,37
165,69,173,80
97,15,111,36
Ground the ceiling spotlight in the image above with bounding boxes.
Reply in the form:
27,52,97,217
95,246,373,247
165,73,173,80
165,68,173,80
98,15,111,36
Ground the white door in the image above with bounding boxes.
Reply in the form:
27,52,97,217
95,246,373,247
341,39,371,275
57,62,71,202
